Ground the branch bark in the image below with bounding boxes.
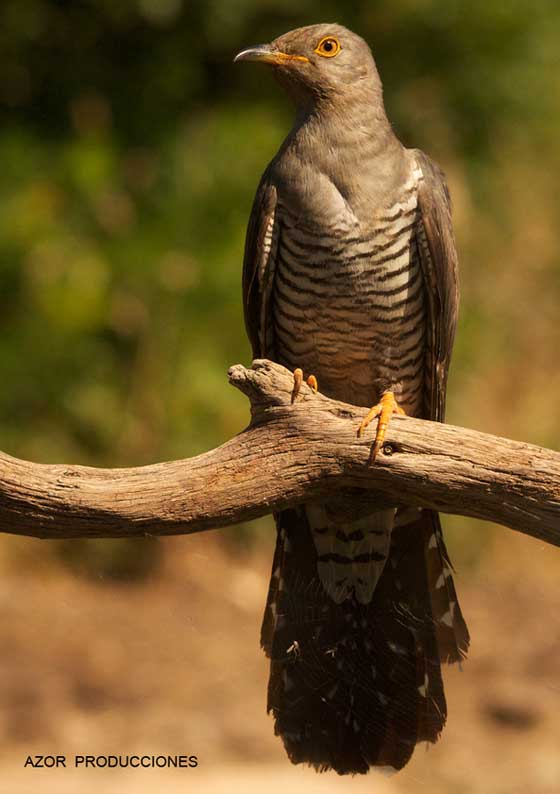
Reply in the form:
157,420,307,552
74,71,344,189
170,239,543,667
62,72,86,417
0,359,558,545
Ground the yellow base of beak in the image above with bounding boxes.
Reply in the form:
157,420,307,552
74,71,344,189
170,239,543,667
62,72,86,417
234,46,309,65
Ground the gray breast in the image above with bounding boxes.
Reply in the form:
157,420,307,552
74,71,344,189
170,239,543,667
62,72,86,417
272,166,427,414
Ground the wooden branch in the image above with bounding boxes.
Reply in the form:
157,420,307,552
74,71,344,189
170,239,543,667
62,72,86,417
0,359,558,545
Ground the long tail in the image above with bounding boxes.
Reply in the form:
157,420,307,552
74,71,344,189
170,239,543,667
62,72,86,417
261,506,469,774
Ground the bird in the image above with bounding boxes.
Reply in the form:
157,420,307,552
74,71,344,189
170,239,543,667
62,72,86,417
234,23,469,775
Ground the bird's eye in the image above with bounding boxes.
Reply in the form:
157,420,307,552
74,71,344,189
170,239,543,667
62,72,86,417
314,36,341,58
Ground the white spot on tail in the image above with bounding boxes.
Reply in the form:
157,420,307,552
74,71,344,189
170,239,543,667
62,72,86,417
286,640,300,656
440,601,456,627
374,766,399,778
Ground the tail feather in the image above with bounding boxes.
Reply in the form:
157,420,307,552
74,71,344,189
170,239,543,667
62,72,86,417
261,506,466,774
419,509,470,663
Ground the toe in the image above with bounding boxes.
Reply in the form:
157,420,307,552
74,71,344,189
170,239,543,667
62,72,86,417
358,392,406,461
357,404,382,438
307,374,318,393
291,368,304,404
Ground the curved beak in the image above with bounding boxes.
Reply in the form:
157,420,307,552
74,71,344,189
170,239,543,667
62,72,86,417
234,45,309,65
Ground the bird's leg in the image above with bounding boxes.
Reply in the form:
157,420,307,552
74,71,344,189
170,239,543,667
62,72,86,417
291,368,318,404
357,391,406,462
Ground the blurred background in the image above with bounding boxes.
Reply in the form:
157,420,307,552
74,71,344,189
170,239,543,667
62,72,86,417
0,1,559,792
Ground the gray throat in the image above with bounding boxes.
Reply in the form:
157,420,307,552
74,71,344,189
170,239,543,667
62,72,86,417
280,90,407,215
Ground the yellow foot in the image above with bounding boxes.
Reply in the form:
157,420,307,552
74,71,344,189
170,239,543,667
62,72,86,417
291,368,318,404
357,391,405,462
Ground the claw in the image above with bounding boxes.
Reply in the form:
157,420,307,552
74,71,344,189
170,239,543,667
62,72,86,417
307,374,318,394
291,368,303,404
291,368,318,403
357,391,405,463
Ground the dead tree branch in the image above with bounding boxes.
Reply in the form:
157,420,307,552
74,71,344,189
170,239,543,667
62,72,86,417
0,359,558,545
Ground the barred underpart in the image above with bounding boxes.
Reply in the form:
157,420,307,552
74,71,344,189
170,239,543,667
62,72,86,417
273,161,426,414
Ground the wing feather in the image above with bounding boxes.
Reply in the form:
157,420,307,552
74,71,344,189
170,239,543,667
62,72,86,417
414,150,459,423
242,177,278,359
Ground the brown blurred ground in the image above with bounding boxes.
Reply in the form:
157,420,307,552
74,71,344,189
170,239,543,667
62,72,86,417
1,528,560,794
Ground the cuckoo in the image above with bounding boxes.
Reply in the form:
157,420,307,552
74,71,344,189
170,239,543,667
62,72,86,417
235,23,469,774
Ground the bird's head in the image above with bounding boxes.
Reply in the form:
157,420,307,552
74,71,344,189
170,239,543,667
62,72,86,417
234,24,381,110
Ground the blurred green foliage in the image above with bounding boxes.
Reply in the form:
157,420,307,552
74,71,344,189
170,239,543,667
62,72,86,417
0,1,559,574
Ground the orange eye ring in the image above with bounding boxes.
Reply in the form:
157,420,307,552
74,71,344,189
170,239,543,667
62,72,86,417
314,36,341,58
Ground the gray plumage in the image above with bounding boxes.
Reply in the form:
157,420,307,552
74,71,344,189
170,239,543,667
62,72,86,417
237,23,468,775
